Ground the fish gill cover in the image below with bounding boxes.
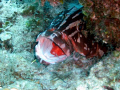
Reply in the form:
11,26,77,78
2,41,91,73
0,0,120,90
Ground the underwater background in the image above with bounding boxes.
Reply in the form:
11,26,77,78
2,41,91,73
0,0,120,90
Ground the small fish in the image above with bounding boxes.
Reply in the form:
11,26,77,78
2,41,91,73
35,6,107,64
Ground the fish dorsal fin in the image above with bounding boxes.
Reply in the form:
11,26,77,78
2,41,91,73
48,6,84,32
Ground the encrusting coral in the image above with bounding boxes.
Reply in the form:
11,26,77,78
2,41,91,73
79,0,120,48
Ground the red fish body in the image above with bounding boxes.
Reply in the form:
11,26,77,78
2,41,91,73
35,6,107,64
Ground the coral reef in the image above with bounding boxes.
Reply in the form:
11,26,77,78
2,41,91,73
0,0,120,90
79,0,120,48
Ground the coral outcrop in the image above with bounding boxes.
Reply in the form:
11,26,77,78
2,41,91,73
79,0,120,48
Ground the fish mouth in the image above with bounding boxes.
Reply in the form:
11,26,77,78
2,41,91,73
35,36,67,64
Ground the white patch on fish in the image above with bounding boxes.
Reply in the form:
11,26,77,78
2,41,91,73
59,20,66,27
84,43,87,48
68,30,78,37
84,46,87,50
72,13,79,19
65,20,81,30
98,49,104,57
77,37,80,43
80,34,82,37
